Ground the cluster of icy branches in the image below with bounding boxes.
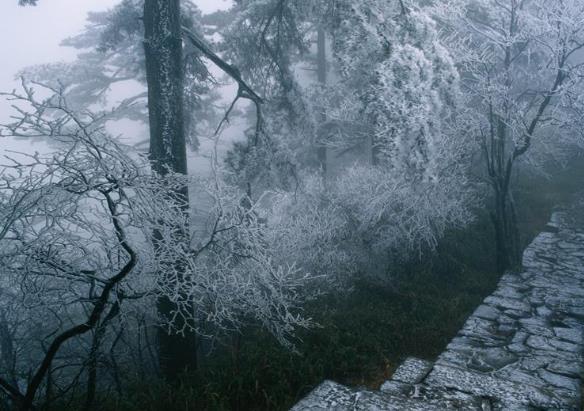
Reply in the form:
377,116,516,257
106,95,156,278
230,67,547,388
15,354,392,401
267,165,475,282
0,81,315,403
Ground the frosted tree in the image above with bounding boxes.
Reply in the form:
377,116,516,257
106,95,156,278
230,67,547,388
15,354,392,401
317,0,461,176
0,81,314,411
15,0,281,380
221,0,463,187
263,0,475,281
141,0,198,379
434,0,584,271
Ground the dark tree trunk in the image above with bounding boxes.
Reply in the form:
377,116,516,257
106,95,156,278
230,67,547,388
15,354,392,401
143,0,187,176
493,188,511,273
483,101,523,274
492,192,521,273
143,0,198,381
84,330,100,410
84,302,120,411
0,312,16,388
491,164,521,273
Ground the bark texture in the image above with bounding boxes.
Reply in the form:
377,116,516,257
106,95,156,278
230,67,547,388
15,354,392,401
143,0,198,380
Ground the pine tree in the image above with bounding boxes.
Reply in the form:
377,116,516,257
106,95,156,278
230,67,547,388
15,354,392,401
143,0,197,380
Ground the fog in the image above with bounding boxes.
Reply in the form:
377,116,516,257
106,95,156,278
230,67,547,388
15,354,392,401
1,1,584,410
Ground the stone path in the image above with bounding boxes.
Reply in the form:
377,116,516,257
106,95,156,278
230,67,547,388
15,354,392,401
292,212,584,410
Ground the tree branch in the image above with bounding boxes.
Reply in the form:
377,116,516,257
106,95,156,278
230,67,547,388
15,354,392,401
181,27,264,142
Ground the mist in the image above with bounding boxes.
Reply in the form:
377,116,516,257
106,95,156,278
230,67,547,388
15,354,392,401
1,1,584,410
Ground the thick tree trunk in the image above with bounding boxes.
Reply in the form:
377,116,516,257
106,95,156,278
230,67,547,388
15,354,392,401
143,0,187,176
143,0,198,380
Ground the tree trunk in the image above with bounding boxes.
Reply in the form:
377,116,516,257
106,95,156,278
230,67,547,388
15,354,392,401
492,181,521,273
143,0,198,381
491,21,522,273
493,187,510,273
143,0,187,176
0,312,16,388
485,108,522,274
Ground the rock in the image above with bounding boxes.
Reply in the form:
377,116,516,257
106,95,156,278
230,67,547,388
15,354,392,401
546,360,583,379
425,364,572,409
538,369,580,391
390,357,434,384
553,327,583,344
291,381,356,410
379,380,411,396
474,305,500,321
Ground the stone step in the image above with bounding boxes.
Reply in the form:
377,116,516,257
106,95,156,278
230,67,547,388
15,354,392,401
387,357,433,384
381,379,488,409
425,362,578,410
291,380,484,410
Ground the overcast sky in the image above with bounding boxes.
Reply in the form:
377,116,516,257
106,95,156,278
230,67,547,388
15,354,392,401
0,0,232,123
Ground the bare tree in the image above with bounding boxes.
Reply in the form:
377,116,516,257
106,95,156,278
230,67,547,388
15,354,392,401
435,0,584,271
0,81,313,410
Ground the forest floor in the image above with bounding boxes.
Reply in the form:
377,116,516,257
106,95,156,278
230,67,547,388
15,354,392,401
101,263,501,411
